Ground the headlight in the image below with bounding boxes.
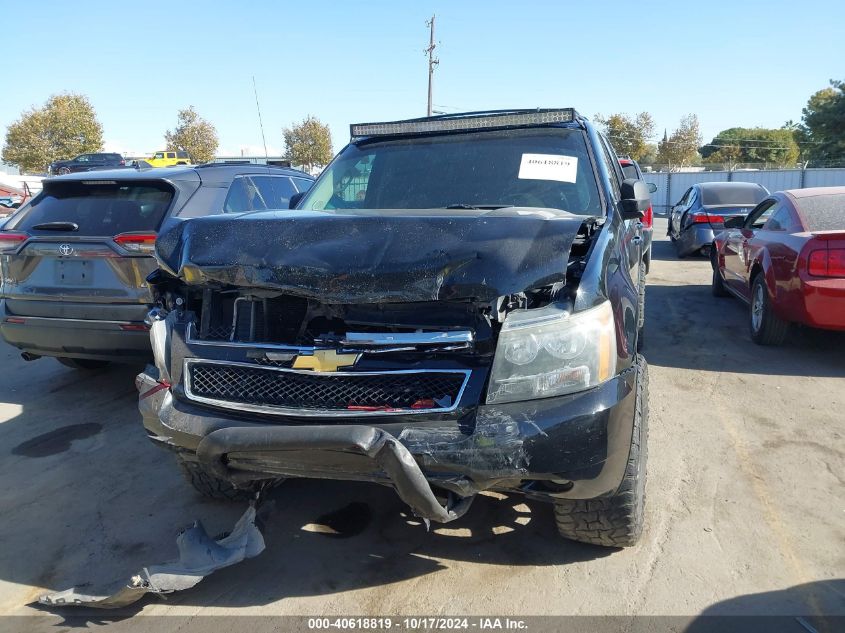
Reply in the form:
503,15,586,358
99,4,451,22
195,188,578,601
486,301,617,404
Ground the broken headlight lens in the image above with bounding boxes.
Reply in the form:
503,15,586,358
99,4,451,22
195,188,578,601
486,301,617,404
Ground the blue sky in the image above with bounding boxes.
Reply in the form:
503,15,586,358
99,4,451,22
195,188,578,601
2,0,843,157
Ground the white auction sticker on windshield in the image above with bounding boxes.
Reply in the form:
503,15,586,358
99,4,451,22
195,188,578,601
518,154,578,183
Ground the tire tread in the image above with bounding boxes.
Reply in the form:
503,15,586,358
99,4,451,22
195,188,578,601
554,357,649,547
176,457,259,502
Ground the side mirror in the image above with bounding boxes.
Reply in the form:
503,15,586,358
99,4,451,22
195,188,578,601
724,216,745,229
289,192,306,209
647,182,658,194
619,179,651,220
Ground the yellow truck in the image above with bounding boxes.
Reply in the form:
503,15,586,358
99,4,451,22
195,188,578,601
144,150,193,168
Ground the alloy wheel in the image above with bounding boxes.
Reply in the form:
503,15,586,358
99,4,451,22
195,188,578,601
751,284,764,332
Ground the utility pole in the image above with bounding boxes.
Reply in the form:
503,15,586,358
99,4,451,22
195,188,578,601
425,15,438,117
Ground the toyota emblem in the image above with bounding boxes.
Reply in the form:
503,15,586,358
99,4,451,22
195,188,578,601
58,244,74,256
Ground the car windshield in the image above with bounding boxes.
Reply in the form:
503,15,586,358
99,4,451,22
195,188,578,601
298,127,602,216
701,186,767,206
796,193,845,231
6,181,174,236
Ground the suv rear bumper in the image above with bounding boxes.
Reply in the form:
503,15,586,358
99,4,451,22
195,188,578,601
138,359,642,516
0,300,151,361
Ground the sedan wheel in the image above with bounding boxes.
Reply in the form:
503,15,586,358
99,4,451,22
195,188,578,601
749,275,789,345
57,167,70,175
751,284,764,331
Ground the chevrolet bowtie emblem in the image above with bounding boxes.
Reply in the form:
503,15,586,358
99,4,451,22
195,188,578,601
292,350,360,372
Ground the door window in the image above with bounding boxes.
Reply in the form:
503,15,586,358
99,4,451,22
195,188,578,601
762,203,793,232
292,177,314,193
744,199,776,229
251,176,297,209
223,175,298,213
597,135,622,199
686,189,698,209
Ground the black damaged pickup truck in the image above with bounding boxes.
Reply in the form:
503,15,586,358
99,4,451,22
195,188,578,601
137,109,651,547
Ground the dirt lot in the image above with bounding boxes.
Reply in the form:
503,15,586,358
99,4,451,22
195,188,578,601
0,220,842,628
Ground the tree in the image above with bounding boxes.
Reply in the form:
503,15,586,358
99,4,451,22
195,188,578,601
656,115,702,169
801,80,845,166
784,119,812,166
164,107,218,164
638,143,659,166
594,112,655,161
283,116,333,172
700,127,800,168
704,144,743,169
2,93,103,173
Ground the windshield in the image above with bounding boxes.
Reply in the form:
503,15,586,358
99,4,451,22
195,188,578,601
702,185,767,206
298,127,602,216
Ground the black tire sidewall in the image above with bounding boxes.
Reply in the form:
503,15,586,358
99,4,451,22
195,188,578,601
712,264,728,297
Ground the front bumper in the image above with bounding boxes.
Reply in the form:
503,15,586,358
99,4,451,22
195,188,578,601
138,357,640,519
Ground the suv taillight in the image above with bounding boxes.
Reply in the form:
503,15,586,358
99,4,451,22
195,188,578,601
643,205,653,229
808,248,845,277
114,232,156,254
0,232,28,253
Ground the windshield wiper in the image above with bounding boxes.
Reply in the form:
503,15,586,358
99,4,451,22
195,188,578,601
444,203,513,210
31,222,79,231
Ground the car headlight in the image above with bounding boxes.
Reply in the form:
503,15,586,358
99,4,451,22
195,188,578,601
486,300,617,404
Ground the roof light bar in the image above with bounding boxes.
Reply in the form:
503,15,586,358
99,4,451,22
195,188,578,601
350,109,576,138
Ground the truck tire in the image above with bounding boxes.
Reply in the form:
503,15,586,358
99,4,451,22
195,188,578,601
554,356,648,547
176,456,267,502
749,274,789,345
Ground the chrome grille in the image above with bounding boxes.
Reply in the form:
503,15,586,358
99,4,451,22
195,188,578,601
184,360,469,416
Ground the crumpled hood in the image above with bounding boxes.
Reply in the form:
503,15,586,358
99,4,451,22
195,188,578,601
154,208,587,304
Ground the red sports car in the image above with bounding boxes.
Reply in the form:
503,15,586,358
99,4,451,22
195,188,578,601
711,186,845,345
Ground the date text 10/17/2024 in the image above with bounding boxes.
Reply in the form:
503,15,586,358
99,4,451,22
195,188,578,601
307,617,529,630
